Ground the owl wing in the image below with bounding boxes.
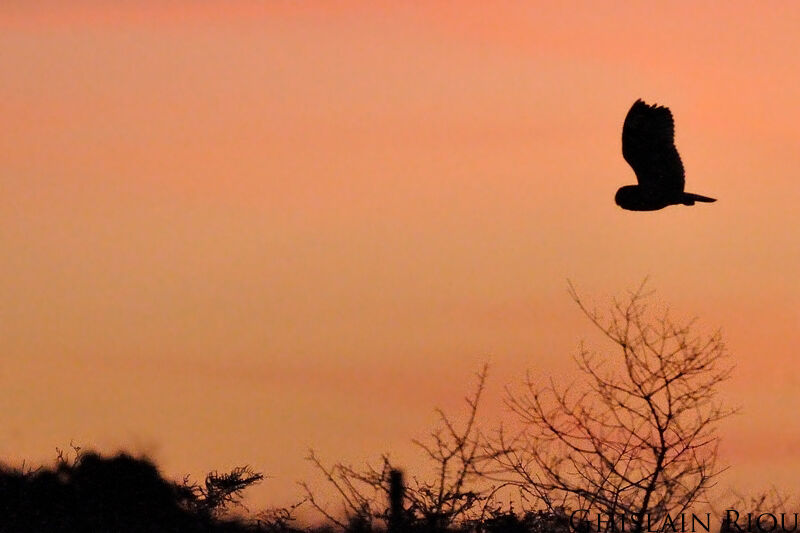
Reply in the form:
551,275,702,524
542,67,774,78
622,99,685,193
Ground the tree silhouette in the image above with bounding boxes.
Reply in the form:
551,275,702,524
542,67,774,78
493,281,735,533
301,365,510,532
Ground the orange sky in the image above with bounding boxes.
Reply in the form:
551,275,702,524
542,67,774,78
2,1,799,513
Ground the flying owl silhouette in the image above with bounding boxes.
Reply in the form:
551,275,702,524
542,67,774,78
616,99,716,211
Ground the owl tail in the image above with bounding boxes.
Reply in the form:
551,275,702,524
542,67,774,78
682,192,717,205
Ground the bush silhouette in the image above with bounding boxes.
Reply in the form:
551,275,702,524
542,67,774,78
0,449,262,532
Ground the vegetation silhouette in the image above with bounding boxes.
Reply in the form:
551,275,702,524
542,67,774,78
491,281,735,533
0,445,266,533
301,282,739,533
3,284,784,533
301,365,511,532
616,99,716,211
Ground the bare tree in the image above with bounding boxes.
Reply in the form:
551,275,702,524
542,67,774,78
405,364,505,529
301,364,509,531
493,281,735,533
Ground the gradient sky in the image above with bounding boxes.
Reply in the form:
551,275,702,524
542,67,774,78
2,1,799,512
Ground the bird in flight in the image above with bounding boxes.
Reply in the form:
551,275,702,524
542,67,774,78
616,99,716,211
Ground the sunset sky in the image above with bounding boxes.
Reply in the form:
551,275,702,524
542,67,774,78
2,1,799,512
